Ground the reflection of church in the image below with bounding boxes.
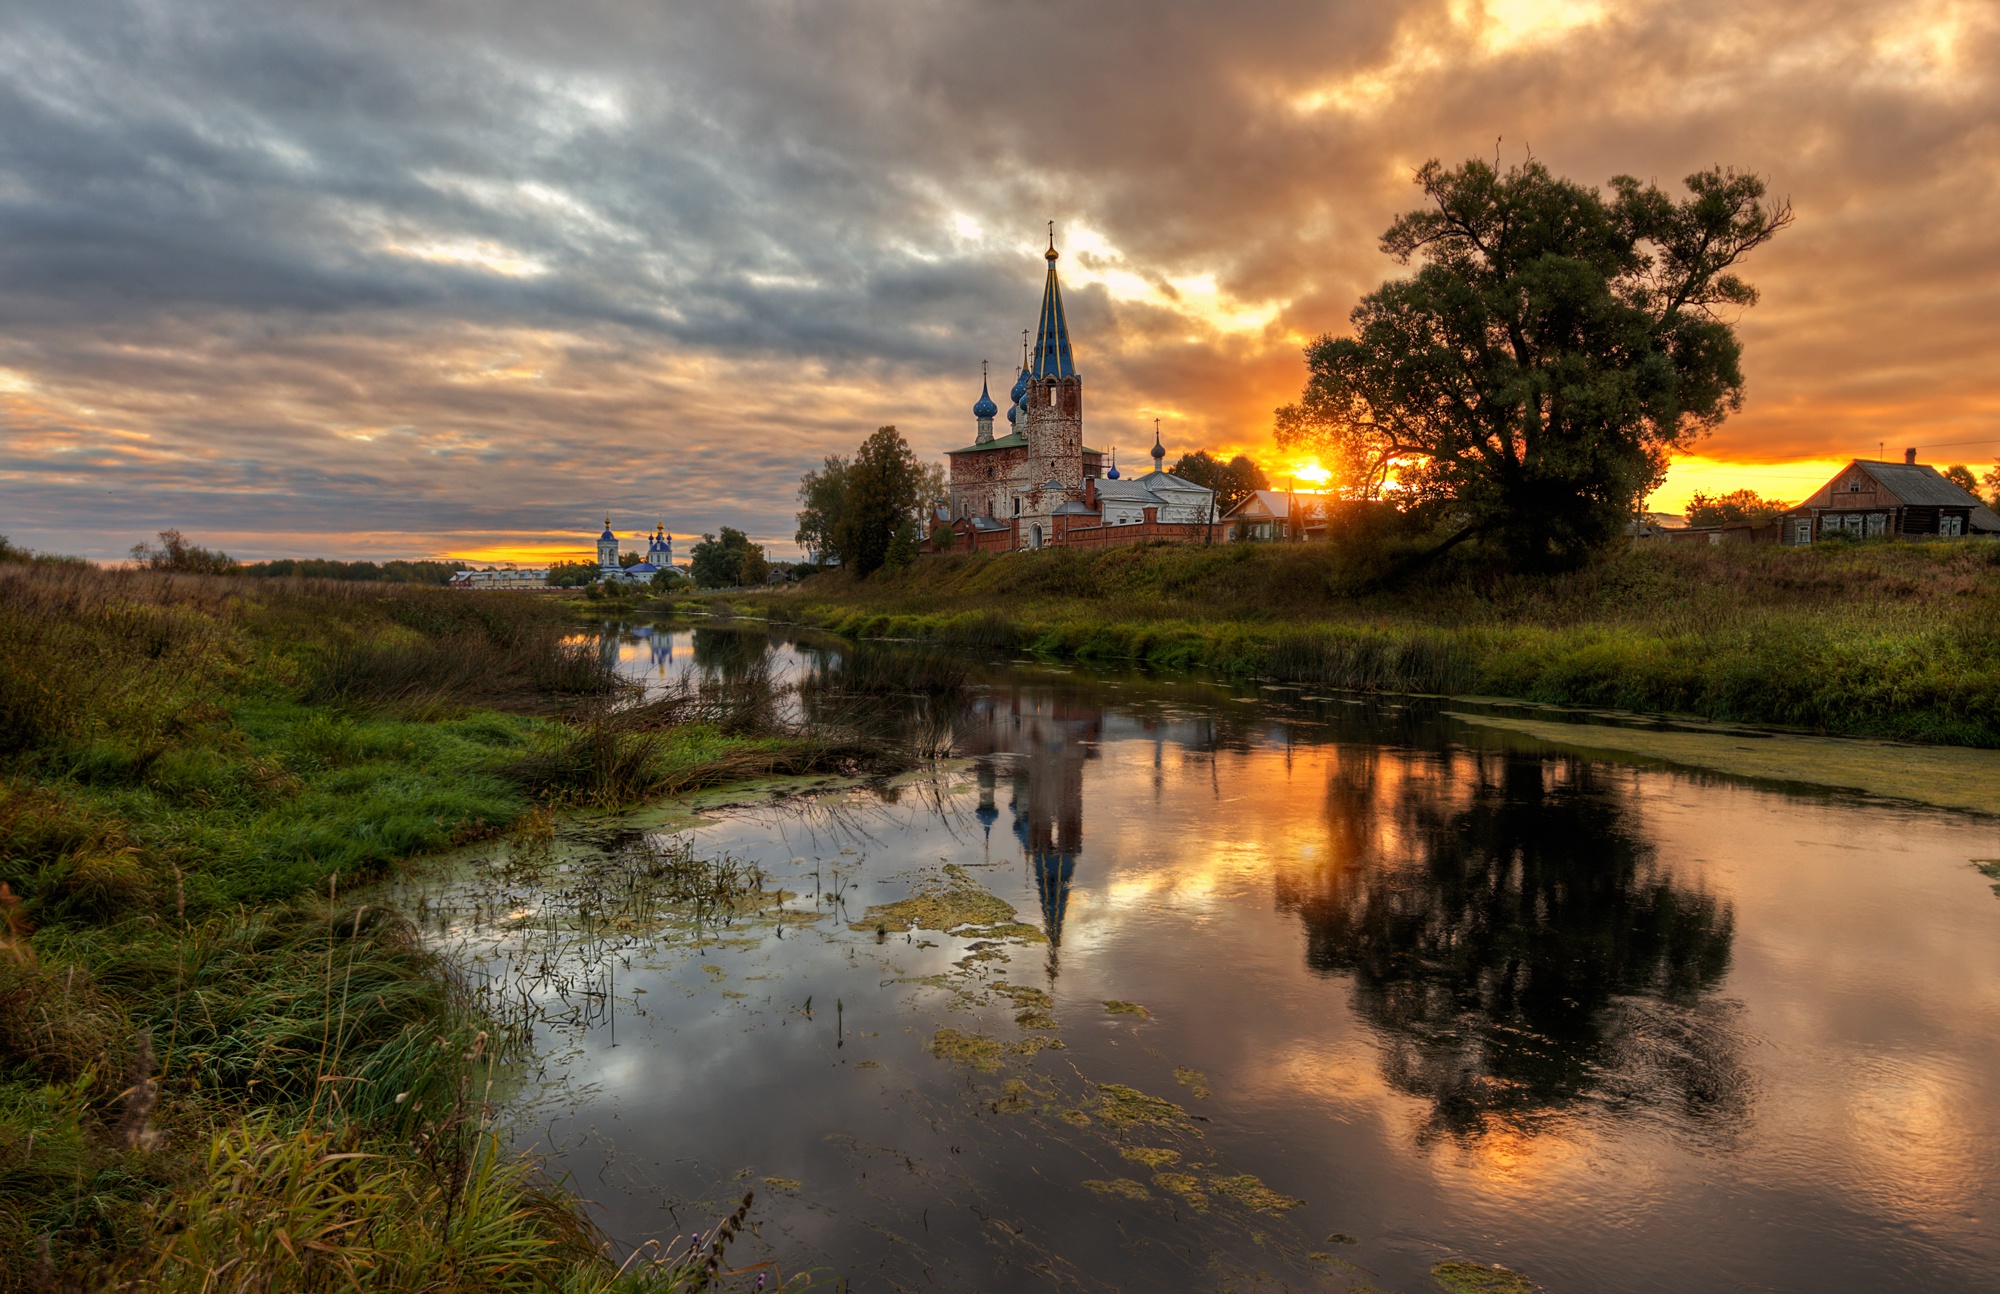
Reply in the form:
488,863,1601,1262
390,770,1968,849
960,691,1100,963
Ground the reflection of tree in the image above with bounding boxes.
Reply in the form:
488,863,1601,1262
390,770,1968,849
1275,750,1746,1141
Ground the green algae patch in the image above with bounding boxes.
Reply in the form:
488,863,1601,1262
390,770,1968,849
1014,1009,1058,1031
1976,860,2000,897
1084,1178,1151,1201
1449,713,2000,814
993,983,1053,1010
1431,1260,1540,1293
762,1177,802,1192
929,1028,1005,1072
1059,1109,1092,1127
1009,1036,1064,1057
1120,1147,1181,1169
1152,1172,1208,1210
1096,1083,1184,1127
993,1078,1037,1114
1210,1173,1304,1214
853,864,1046,941
1103,999,1151,1019
1173,1066,1210,1099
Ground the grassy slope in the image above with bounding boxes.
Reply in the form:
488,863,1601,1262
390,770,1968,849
0,564,809,1290
748,538,2000,746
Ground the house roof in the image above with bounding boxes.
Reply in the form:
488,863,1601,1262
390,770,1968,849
1051,500,1099,516
1225,489,1291,519
948,432,1028,454
1805,459,2000,530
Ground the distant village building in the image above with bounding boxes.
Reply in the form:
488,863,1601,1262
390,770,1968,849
1780,451,2000,545
935,238,1216,552
447,567,549,589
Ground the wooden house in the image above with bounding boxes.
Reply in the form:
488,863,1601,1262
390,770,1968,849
1781,450,2000,545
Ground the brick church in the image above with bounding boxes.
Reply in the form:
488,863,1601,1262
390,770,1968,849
933,238,1217,553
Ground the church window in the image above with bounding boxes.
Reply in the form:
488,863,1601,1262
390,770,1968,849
1013,498,1021,516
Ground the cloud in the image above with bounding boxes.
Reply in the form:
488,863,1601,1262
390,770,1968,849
1,0,1995,558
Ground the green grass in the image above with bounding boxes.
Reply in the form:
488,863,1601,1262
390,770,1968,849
0,559,819,1290
751,538,2000,746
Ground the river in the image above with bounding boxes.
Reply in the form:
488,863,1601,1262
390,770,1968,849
405,622,2000,1293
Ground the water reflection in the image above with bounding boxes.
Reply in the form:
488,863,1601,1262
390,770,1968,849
959,692,1101,965
1273,748,1745,1141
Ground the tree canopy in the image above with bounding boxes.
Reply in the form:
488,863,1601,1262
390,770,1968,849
689,527,769,588
795,426,941,576
1276,157,1790,566
1684,488,1786,528
1169,451,1270,514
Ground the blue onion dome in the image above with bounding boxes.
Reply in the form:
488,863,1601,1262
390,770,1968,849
1009,366,1030,403
1106,464,1120,480
973,380,998,420
1006,404,1017,425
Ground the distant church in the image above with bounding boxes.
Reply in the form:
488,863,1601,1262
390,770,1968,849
936,235,1217,552
596,520,680,583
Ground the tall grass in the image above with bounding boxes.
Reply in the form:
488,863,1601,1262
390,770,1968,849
0,562,829,1288
763,540,2000,744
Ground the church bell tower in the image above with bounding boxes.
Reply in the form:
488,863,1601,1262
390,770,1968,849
1021,230,1084,492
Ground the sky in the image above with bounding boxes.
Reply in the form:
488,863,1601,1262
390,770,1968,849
1,0,1995,563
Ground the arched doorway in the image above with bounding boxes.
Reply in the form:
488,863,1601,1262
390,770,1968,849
1030,524,1043,549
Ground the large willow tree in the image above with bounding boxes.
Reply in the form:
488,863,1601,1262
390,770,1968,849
1276,158,1790,566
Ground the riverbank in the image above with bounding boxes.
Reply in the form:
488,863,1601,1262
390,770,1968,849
738,539,2000,747
0,561,880,1289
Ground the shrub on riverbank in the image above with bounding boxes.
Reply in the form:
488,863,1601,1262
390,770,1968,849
0,561,826,1287
754,539,2000,745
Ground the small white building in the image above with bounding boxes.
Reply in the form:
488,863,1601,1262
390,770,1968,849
447,567,548,589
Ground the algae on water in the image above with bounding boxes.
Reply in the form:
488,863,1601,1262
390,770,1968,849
1103,999,1150,1019
852,864,1048,941
1152,1172,1207,1210
1083,1178,1151,1201
1173,1066,1210,1098
1095,1083,1184,1126
928,1028,1005,1072
1210,1173,1304,1214
1120,1147,1180,1169
1430,1260,1540,1294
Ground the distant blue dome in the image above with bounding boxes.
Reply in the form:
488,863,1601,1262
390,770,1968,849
973,378,998,420
1009,367,1029,403
599,526,616,542
1006,404,1016,425
1106,465,1120,480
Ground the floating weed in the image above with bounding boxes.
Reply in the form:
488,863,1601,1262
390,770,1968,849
701,964,727,980
1976,859,2000,897
762,1177,802,1192
1103,999,1150,1019
1009,1036,1063,1057
1059,1109,1091,1127
1083,1178,1151,1201
856,1060,880,1069
852,864,1046,942
1431,1260,1542,1293
1152,1172,1208,1210
1013,1009,1058,1031
1326,1232,1361,1245
928,1028,1005,1072
1210,1172,1305,1214
993,1079,1036,1114
992,983,1053,1010
1120,1147,1180,1169
1095,1083,1184,1127
1173,1065,1211,1099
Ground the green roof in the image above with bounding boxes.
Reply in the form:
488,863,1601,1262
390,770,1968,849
948,432,1028,454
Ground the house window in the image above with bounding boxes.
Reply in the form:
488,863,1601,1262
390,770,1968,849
1866,513,1888,537
1795,519,1813,545
1848,480,1863,492
1943,515,1965,537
